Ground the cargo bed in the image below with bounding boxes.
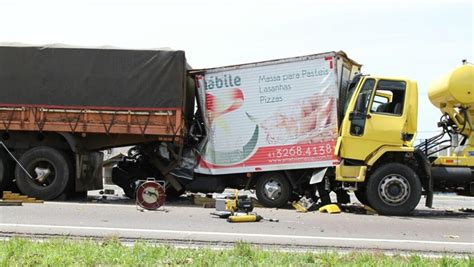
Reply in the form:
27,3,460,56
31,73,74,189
192,51,361,175
0,107,182,149
0,45,193,150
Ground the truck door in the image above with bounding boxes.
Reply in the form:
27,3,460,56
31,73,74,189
338,77,411,161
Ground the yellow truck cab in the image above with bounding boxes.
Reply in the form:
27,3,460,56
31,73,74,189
335,64,473,216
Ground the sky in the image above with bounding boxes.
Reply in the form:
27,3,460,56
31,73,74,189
0,0,472,141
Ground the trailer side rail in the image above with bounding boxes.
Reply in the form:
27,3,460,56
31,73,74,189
0,107,183,138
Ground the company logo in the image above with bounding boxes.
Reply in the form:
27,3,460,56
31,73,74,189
205,74,241,90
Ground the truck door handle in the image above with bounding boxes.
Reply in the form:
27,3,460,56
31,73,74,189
366,114,372,119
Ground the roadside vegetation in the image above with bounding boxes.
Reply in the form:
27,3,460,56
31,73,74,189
0,238,471,266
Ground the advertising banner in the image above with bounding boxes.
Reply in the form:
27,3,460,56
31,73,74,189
195,55,340,175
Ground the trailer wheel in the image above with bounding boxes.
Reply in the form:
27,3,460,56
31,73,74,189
366,163,421,216
15,147,72,200
0,150,14,194
256,172,291,208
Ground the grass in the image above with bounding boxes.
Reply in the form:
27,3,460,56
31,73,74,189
0,238,471,266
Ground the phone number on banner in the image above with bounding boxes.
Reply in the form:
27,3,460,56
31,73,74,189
266,143,334,160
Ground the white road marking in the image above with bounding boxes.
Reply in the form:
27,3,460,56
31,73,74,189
0,223,472,247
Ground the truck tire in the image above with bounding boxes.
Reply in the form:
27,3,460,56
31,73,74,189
256,172,291,208
0,150,14,194
15,147,72,200
366,163,421,216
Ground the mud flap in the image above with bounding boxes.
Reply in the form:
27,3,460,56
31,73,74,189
414,149,433,208
425,177,433,208
310,168,327,185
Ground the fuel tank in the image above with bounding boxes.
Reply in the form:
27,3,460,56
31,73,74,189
428,64,474,108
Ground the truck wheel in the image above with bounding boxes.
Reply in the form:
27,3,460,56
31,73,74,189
256,172,291,208
15,147,72,200
0,150,14,193
366,163,421,216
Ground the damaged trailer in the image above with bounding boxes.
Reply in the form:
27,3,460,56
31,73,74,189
0,45,362,206
114,51,362,207
0,44,194,200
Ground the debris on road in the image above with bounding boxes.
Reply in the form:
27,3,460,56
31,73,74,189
292,201,308,212
444,235,460,239
319,204,341,214
339,203,377,215
193,195,215,208
0,200,22,206
292,196,317,213
210,211,232,218
226,213,279,223
210,190,279,223
227,213,262,223
1,191,43,204
459,208,473,213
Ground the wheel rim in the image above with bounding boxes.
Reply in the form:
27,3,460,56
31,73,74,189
27,159,56,187
378,174,410,206
263,180,282,200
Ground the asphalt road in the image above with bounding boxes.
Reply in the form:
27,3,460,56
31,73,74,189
0,193,473,255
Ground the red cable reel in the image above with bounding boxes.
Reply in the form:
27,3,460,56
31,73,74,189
135,179,166,210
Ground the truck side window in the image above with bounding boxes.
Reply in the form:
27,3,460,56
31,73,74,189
370,94,391,112
370,80,406,116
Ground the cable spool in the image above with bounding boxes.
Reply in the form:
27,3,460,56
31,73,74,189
135,179,166,210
